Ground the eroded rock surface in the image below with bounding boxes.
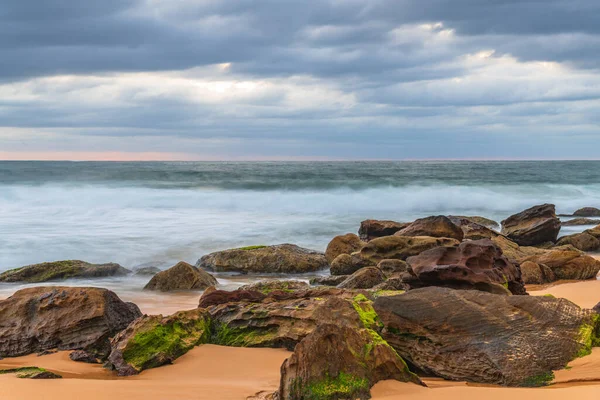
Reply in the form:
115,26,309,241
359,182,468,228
395,216,464,241
501,204,561,246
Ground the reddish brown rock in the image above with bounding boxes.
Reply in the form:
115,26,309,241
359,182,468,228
377,259,410,277
396,216,464,241
358,220,410,241
501,204,561,246
447,216,499,240
573,207,600,217
144,261,217,292
0,287,141,358
375,287,599,386
405,239,526,295
325,233,365,263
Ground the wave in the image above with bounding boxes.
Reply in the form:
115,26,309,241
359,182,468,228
1,183,599,272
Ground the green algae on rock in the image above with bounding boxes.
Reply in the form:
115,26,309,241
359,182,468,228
107,309,212,376
0,367,62,379
0,260,129,283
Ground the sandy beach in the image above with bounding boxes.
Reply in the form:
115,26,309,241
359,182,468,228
0,277,598,400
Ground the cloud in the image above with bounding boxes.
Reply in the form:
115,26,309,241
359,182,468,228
1,0,599,159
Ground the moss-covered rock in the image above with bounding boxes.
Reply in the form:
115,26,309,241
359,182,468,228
0,260,129,283
107,309,212,376
325,233,365,264
0,367,62,379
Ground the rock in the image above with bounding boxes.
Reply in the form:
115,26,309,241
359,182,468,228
197,244,328,274
0,260,130,283
395,216,464,241
573,207,600,217
309,275,349,287
330,253,372,276
133,266,162,276
448,215,499,228
337,267,386,289
69,350,100,364
325,233,365,264
277,323,421,400
405,239,526,295
0,287,141,358
374,287,600,386
490,235,545,263
585,224,600,239
447,216,500,240
144,261,217,292
377,259,410,277
372,277,408,291
501,204,561,246
358,220,410,241
519,261,556,285
522,247,600,281
199,288,267,308
239,280,310,294
593,302,600,314
561,218,600,226
205,288,367,350
358,235,460,265
556,232,600,252
106,309,212,376
0,367,62,379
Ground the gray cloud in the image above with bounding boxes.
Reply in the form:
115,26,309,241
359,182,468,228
1,0,599,159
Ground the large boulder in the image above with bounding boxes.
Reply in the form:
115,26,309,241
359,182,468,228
374,287,600,386
325,233,365,264
404,239,526,295
0,260,130,283
277,323,421,400
447,216,499,240
573,207,600,217
358,220,409,242
395,216,464,241
337,267,386,289
490,235,545,263
556,232,600,252
330,253,372,276
501,204,561,246
522,247,600,281
0,287,141,358
144,261,217,292
106,309,212,376
519,261,556,285
196,244,327,274
585,224,600,239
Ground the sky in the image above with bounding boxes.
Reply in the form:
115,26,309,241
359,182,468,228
1,0,600,160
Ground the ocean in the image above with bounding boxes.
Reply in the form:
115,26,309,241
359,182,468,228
1,160,600,273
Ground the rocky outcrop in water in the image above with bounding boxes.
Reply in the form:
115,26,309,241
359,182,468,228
0,260,130,283
374,287,600,386
197,244,328,274
0,287,141,358
325,233,365,263
395,216,464,241
573,207,600,217
404,239,526,295
501,204,561,246
144,261,217,292
561,218,600,226
358,220,410,241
